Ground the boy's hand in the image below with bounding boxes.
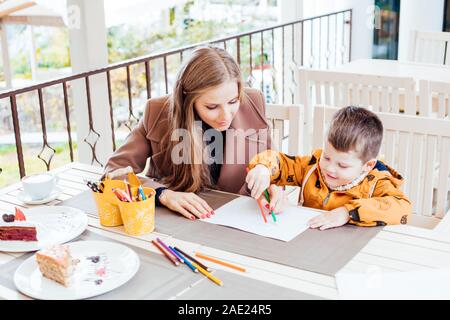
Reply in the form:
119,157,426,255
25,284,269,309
260,184,288,214
308,207,350,231
246,165,271,199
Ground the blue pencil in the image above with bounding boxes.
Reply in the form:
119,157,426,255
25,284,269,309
167,245,185,264
171,246,198,273
138,185,147,200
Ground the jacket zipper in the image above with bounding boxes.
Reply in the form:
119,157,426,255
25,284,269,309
323,191,332,206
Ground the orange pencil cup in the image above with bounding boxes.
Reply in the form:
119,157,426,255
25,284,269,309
91,179,125,227
118,187,155,236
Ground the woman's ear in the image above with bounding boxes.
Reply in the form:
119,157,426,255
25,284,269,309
363,158,377,172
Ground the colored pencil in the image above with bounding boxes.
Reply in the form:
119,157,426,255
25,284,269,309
113,188,132,202
156,238,183,264
172,247,198,273
168,245,185,264
195,252,247,273
124,180,133,201
151,240,179,266
138,186,147,200
191,261,223,286
263,189,277,223
112,189,127,202
245,167,267,223
256,198,268,223
174,246,211,272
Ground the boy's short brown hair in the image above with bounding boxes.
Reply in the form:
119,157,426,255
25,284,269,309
327,106,383,163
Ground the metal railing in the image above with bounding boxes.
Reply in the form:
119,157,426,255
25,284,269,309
0,9,352,184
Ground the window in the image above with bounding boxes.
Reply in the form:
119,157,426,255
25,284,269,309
444,0,450,31
372,0,401,60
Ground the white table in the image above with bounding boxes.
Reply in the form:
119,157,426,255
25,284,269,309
333,59,450,83
1,162,449,300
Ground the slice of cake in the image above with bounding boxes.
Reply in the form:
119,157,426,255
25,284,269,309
0,208,37,241
36,244,74,287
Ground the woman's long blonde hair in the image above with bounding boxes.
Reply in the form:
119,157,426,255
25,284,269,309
160,46,244,192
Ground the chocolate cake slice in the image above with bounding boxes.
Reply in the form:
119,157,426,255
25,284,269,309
0,210,37,241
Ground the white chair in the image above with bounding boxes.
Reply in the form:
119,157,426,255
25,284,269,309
266,104,304,204
313,105,450,219
265,103,303,155
409,30,450,65
419,79,450,118
298,68,416,154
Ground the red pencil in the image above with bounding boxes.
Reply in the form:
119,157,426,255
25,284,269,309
152,240,179,266
112,188,126,202
246,167,267,223
256,198,268,223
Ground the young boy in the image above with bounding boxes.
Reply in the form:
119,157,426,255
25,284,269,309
246,106,411,230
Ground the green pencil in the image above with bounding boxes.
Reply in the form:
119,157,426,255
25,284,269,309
263,189,277,223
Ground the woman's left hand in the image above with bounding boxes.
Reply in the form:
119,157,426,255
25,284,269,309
308,207,350,230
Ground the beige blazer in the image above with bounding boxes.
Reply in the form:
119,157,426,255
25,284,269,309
104,87,272,194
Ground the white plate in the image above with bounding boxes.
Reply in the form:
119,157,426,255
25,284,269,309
0,206,88,252
14,240,140,300
17,187,62,205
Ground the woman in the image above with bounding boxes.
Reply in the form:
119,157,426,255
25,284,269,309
105,46,275,220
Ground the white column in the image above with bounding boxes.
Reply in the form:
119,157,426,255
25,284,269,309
28,26,38,82
398,0,445,61
67,0,113,167
278,0,303,105
348,0,374,61
0,22,12,89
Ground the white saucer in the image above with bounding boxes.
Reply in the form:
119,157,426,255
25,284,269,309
17,187,62,205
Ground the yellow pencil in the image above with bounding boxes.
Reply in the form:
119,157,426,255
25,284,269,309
191,261,223,287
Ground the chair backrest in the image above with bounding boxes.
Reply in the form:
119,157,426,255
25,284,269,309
313,105,450,218
266,104,303,155
409,30,450,65
299,68,416,154
419,79,450,118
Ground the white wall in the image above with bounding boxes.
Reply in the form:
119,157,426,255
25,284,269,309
279,0,304,21
280,0,374,61
300,0,374,61
281,0,448,62
398,0,445,61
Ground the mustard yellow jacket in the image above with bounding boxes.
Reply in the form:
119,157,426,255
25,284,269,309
249,149,412,227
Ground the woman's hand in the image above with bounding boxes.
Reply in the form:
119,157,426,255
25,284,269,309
260,184,288,214
158,190,214,220
246,164,271,199
308,207,350,230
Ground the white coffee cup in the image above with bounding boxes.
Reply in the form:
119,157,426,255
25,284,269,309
22,173,59,200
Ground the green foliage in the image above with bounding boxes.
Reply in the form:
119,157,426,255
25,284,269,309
11,52,30,75
0,144,16,155
36,28,71,68
1,1,278,187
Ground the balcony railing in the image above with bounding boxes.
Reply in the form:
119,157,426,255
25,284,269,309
0,9,352,186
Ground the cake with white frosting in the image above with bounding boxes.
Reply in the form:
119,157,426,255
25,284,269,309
36,244,74,287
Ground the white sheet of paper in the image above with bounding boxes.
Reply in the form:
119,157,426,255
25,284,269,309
204,196,321,241
336,268,450,299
